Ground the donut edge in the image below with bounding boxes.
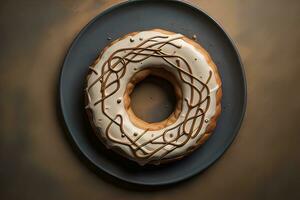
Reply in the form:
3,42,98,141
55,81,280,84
84,29,222,165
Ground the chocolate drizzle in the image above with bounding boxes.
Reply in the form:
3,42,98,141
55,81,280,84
86,34,213,162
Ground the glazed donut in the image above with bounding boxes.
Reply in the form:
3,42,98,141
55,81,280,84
85,29,222,165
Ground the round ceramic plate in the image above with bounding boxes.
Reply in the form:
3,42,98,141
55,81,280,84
59,0,246,186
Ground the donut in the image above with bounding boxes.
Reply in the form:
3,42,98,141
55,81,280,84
85,29,222,165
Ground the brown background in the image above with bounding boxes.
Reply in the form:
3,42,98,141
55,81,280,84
1,0,300,199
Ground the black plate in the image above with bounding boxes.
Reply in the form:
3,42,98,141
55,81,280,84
59,0,246,186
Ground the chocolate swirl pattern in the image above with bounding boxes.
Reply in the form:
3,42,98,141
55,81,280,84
85,30,221,165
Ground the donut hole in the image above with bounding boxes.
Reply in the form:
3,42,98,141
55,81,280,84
123,67,182,131
130,75,177,123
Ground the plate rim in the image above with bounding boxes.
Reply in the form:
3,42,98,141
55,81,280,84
59,0,247,186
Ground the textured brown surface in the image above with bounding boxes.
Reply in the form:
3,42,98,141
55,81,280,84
1,0,300,199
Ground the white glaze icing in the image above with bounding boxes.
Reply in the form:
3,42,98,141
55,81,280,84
85,30,221,165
